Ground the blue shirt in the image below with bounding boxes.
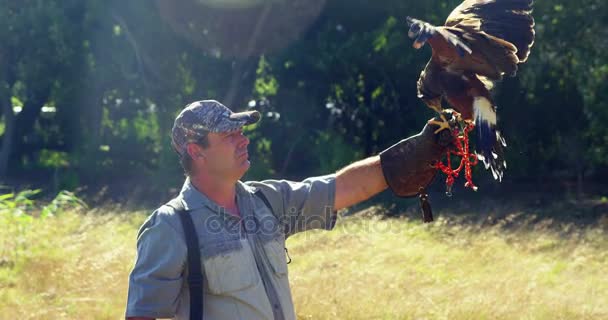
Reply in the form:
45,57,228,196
126,174,337,319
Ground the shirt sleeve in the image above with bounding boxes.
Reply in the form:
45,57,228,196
246,174,337,236
125,209,187,319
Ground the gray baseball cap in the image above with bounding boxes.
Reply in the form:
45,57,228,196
171,100,261,156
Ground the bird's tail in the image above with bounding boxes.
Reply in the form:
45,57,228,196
473,96,506,181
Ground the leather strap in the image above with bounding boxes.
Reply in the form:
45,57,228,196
165,190,287,320
254,190,291,264
167,198,203,320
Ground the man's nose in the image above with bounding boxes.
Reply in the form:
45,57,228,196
237,131,250,148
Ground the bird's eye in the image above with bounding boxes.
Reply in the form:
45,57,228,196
410,23,421,34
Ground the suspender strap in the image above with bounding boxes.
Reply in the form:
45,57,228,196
254,189,274,215
165,190,283,320
167,199,204,320
254,190,292,264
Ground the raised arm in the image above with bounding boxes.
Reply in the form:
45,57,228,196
334,117,455,211
335,155,388,210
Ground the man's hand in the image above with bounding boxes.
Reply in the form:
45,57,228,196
380,113,455,197
335,112,455,210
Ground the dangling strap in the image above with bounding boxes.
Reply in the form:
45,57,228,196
253,190,273,216
418,187,433,223
167,198,204,320
254,190,291,264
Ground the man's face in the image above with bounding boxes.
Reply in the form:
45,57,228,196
198,129,251,180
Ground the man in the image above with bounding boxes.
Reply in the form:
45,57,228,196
126,100,450,320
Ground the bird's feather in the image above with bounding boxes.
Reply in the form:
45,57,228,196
445,0,535,63
427,27,518,80
412,0,535,181
476,75,495,90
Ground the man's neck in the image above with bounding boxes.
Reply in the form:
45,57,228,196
189,174,239,214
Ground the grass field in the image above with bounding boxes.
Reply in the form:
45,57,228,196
1,203,607,319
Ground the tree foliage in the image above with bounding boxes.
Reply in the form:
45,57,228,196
0,0,606,198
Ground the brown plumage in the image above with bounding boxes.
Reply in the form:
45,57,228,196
407,0,535,181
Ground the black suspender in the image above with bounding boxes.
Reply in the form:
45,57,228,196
165,190,284,320
254,190,292,265
166,199,203,320
254,190,273,215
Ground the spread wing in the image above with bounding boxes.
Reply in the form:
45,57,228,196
421,0,535,84
445,0,535,63
413,0,535,182
434,26,519,80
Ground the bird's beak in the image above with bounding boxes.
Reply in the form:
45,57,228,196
413,31,429,49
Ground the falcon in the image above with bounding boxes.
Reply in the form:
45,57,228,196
407,0,535,181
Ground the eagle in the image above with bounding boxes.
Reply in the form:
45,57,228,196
407,0,535,181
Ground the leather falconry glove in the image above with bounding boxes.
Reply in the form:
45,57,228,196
380,110,457,222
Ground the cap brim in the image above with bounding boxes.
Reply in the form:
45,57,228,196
229,110,261,126
213,110,261,132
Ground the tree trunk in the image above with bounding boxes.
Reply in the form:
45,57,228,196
0,90,15,179
576,157,584,201
223,59,249,108
11,92,48,165
85,84,105,150
223,4,272,108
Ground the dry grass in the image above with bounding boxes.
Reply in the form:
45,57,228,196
0,207,146,320
0,206,606,319
288,213,608,319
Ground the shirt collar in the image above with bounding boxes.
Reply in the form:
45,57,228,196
178,177,256,213
236,180,256,198
179,177,216,211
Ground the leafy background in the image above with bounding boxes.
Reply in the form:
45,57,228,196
0,0,606,204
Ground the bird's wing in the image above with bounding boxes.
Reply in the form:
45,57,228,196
417,60,438,100
445,0,535,63
427,26,517,80
476,75,495,91
418,59,472,96
433,27,472,57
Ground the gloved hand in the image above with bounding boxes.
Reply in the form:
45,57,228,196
379,110,456,198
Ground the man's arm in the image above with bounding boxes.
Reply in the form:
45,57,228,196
125,211,187,320
335,155,387,210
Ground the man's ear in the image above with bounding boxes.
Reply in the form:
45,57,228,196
186,143,206,159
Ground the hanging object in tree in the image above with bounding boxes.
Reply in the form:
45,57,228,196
156,0,326,60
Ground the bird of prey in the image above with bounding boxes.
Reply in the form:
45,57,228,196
406,0,535,181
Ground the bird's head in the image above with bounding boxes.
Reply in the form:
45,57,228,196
406,16,433,49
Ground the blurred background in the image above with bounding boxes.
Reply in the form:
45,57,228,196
1,0,606,205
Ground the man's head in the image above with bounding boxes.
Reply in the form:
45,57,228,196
171,100,260,181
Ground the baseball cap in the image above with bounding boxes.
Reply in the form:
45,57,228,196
171,100,261,156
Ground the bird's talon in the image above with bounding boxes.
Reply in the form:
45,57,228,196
428,114,451,134
443,109,462,122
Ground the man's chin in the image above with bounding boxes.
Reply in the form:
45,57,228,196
235,160,250,179
241,158,250,168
